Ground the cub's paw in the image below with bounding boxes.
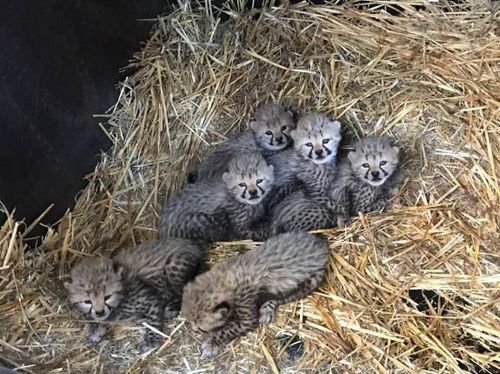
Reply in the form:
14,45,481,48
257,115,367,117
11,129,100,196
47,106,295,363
164,305,180,319
86,324,107,344
201,338,221,358
336,215,349,228
87,331,105,344
259,300,277,325
141,334,162,353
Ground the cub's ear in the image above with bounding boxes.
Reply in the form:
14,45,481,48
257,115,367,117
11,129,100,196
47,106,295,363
113,263,124,278
392,145,400,156
347,150,357,163
329,120,342,139
249,118,258,132
284,105,297,118
212,301,231,319
63,281,73,291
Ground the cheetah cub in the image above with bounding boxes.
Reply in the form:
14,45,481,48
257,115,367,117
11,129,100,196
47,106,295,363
267,114,344,232
193,103,295,182
181,232,329,358
330,135,402,218
267,113,342,205
64,238,203,351
160,152,275,242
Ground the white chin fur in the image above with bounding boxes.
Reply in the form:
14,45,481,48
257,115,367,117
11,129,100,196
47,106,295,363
244,197,264,205
311,154,334,165
262,143,287,151
365,178,386,187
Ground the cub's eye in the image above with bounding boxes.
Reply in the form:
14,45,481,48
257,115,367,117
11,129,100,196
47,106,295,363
265,131,273,136
380,161,387,166
362,163,370,168
280,126,287,131
305,142,313,147
238,182,246,187
82,300,92,305
104,295,112,302
322,139,330,144
256,179,263,184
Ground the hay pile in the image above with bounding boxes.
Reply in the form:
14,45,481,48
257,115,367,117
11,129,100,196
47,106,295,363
1,0,499,372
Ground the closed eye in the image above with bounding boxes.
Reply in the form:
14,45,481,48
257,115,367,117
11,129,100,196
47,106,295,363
238,182,246,187
380,161,387,166
256,179,263,184
305,142,313,147
362,163,369,168
265,131,273,136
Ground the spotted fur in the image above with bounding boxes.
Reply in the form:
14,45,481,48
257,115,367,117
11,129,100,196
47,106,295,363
159,152,275,241
64,238,204,351
181,232,329,358
65,256,164,351
193,103,295,182
329,136,402,218
270,191,337,234
114,238,204,317
267,114,344,230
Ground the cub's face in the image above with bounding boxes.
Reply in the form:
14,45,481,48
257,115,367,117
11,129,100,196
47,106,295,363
348,137,400,187
292,115,341,165
64,257,124,321
223,154,275,205
181,281,231,334
250,104,296,151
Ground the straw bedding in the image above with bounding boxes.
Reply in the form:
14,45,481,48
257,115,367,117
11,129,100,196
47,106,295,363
1,0,499,372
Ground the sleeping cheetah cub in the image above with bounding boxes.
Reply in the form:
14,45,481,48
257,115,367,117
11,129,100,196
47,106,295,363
159,152,275,241
193,103,295,182
330,135,402,218
181,232,329,358
64,238,203,351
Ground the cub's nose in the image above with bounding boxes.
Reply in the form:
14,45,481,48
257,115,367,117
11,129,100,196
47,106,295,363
371,171,380,178
275,136,283,143
315,149,324,156
95,310,105,317
248,189,258,197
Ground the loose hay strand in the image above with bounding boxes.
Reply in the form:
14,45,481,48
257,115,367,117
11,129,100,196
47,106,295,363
1,0,500,372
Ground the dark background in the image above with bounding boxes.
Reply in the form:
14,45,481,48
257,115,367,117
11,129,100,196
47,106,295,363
0,0,169,238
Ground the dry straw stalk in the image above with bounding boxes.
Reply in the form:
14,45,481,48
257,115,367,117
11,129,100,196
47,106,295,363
1,0,499,372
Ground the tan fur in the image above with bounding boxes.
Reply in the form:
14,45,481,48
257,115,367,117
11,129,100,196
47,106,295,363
181,232,329,357
160,153,274,241
222,152,275,205
193,103,295,182
65,257,123,321
291,113,341,165
249,103,296,151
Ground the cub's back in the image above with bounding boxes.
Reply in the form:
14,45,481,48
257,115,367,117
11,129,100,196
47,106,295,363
162,180,229,215
235,232,329,295
114,238,203,280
